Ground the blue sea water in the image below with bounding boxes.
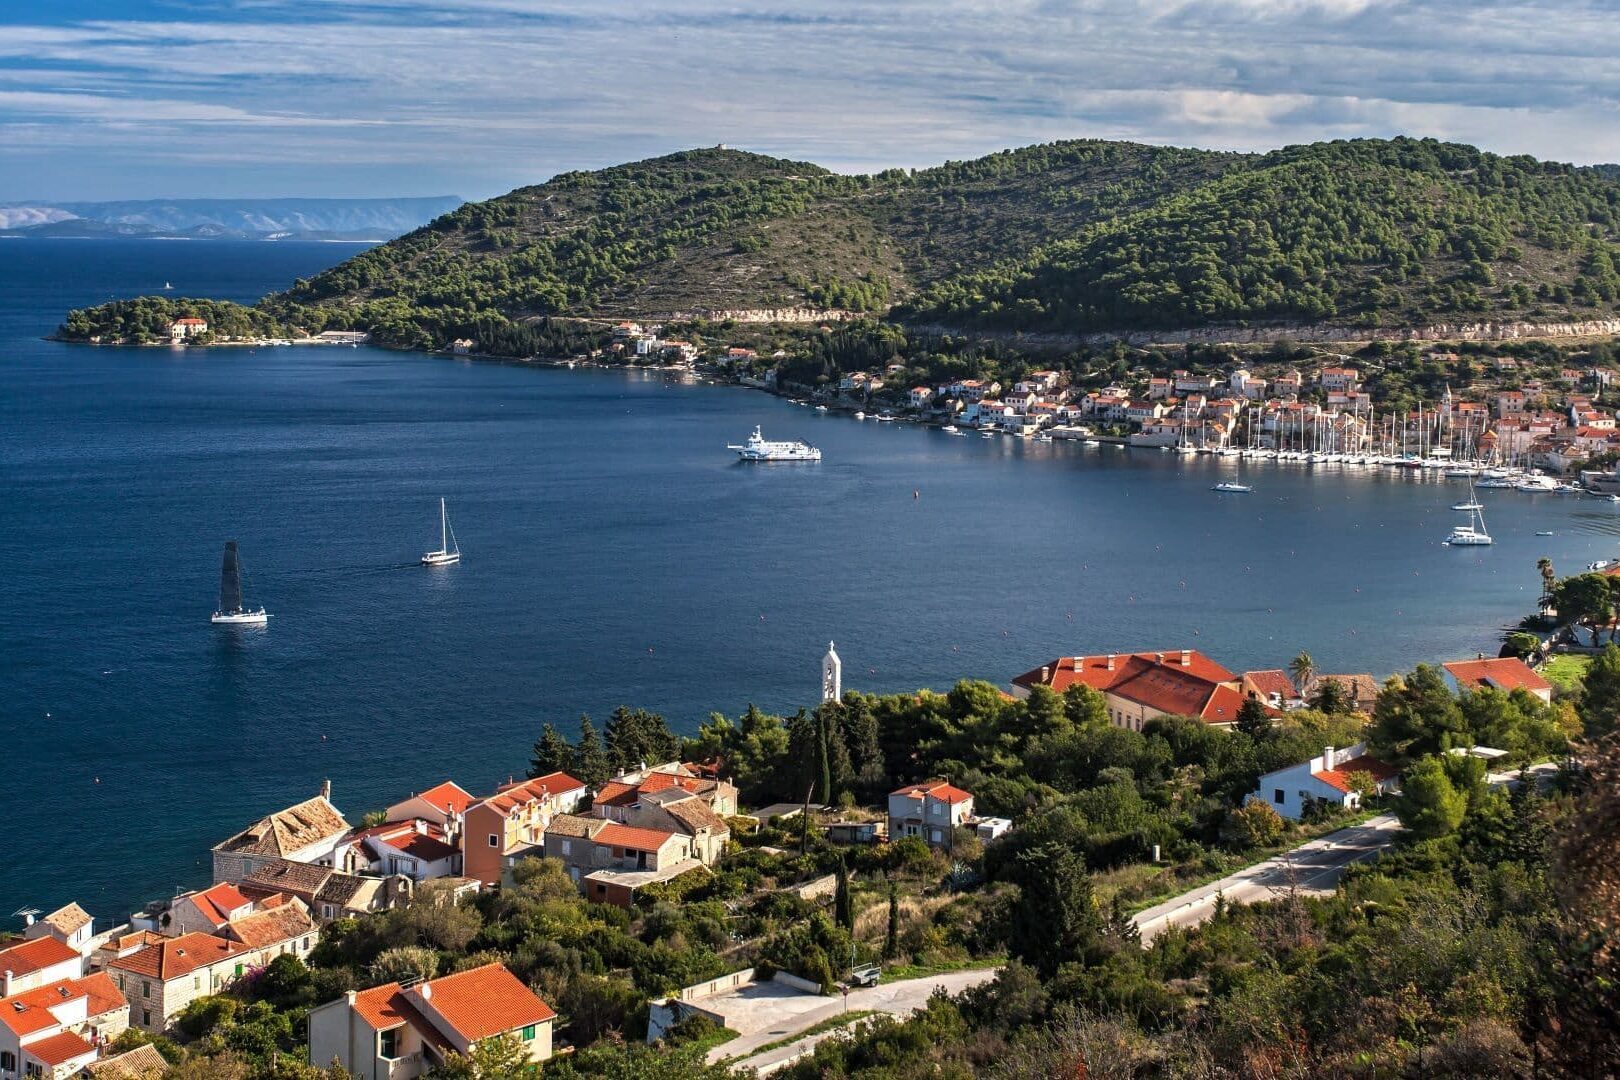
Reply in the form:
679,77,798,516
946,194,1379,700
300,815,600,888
2,238,1616,924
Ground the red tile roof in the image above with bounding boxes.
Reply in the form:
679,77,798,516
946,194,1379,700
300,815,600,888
351,982,410,1030
1313,754,1400,794
1243,669,1298,700
191,883,252,926
415,963,554,1043
481,773,585,816
410,781,474,814
0,935,80,977
891,780,974,805
25,1029,96,1067
0,974,124,1038
1443,657,1554,695
1014,650,1241,723
107,933,246,981
593,822,681,853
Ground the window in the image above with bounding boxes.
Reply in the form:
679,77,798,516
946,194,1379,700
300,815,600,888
521,1025,536,1041
234,963,244,978
559,839,571,856
25,1062,41,1079
1,1051,15,1071
1273,789,1285,804
194,976,201,991
488,834,499,848
379,1028,399,1059
142,1010,151,1027
142,980,151,997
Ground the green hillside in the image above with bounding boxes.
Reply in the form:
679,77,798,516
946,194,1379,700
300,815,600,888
60,138,1620,349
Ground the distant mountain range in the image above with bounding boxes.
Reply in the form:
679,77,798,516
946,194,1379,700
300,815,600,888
0,197,463,241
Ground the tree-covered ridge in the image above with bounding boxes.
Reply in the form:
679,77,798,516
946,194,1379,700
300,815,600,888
904,137,1620,332
59,137,1620,349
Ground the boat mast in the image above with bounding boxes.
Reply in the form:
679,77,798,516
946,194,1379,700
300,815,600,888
441,498,448,554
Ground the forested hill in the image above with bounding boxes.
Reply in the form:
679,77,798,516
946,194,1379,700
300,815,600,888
61,138,1620,347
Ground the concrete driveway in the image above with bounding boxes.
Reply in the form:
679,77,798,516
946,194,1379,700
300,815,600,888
708,968,999,1065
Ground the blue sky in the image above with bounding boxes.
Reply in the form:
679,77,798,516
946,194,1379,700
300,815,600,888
2,0,1618,201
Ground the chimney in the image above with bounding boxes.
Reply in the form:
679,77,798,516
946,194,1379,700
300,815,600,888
345,990,357,1005
1181,649,1191,666
1156,652,1165,665
1040,665,1050,683
3,970,12,998
1105,654,1116,671
1323,746,1336,770
320,779,331,802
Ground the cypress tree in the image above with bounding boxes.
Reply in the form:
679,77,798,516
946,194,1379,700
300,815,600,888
834,863,853,929
884,881,899,960
575,714,609,786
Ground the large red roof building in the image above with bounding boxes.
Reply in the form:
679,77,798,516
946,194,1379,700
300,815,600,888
1010,649,1245,729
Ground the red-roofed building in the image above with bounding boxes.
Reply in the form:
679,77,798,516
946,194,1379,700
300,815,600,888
1250,742,1399,820
888,780,975,846
168,318,208,343
308,961,554,1076
462,772,587,887
1443,657,1555,703
1010,649,1245,729
0,936,83,995
332,820,463,882
165,883,256,936
1241,670,1301,710
0,972,127,1080
385,781,474,829
540,814,701,904
106,933,249,1032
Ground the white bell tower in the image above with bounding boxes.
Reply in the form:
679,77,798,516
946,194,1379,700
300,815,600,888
821,641,842,703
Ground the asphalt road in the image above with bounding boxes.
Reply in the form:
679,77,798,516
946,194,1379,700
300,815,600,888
1131,761,1559,942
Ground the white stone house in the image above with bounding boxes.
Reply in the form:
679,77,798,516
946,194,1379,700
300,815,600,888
1249,743,1399,821
0,971,128,1080
307,962,554,1079
887,780,975,847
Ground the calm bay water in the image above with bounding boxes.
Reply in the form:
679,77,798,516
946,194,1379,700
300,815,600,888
3,238,1617,922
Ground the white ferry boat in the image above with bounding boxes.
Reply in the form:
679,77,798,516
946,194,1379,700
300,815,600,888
728,426,821,462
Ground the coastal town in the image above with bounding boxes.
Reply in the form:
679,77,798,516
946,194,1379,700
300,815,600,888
5,628,1595,1078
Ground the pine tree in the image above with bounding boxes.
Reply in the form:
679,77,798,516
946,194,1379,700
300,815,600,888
883,880,899,960
575,714,609,786
528,723,573,780
1236,693,1271,737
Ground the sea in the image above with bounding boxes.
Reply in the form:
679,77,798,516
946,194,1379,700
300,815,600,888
3,237,1616,924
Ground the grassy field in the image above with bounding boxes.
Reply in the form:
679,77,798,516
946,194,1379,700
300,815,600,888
1542,653,1592,692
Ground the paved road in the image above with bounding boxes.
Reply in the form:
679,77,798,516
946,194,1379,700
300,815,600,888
1131,813,1402,942
710,968,999,1068
1131,762,1558,943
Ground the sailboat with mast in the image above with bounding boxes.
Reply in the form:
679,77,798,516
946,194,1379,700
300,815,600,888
210,541,269,625
422,498,461,566
1444,481,1493,546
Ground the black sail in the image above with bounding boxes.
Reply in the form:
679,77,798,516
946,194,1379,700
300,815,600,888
219,541,244,613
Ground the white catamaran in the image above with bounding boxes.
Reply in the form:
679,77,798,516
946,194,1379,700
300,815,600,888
1445,483,1493,546
727,426,822,462
422,498,461,566
211,541,269,625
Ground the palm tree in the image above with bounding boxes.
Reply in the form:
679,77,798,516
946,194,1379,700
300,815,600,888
1289,651,1316,693
1538,557,1557,613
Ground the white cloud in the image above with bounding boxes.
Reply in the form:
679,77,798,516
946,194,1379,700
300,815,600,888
1,0,1618,198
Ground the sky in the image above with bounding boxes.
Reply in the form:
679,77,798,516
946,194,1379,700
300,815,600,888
2,0,1618,202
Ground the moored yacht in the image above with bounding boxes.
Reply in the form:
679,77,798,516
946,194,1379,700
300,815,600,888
728,426,822,461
